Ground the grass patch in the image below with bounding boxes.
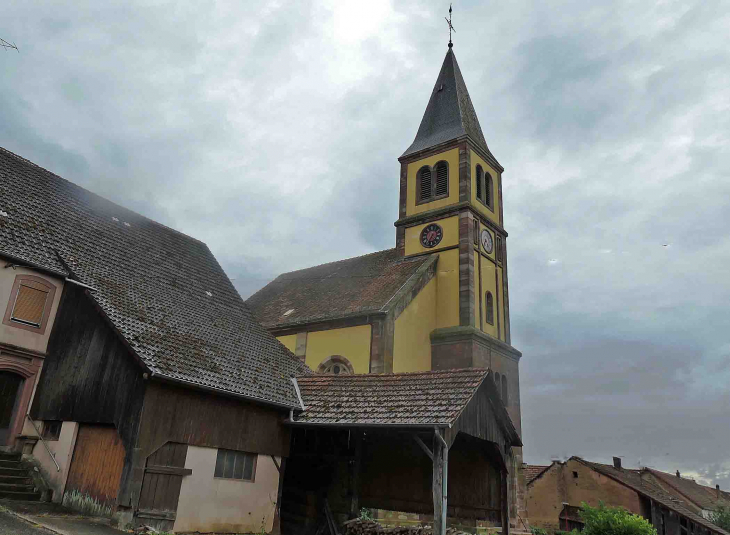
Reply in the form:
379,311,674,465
62,489,112,517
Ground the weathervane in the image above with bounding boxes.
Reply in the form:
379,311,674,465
445,4,455,48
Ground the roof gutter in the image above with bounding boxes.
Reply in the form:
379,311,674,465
150,373,300,412
64,277,98,291
283,420,453,429
0,253,67,278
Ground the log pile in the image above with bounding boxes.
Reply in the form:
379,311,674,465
342,519,472,535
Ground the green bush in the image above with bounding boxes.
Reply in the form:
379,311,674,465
531,528,548,535
709,506,730,532
579,502,656,535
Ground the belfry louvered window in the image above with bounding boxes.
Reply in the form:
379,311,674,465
476,165,483,201
486,291,494,325
485,172,493,208
434,162,448,197
418,166,432,201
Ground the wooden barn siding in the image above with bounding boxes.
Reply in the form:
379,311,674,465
65,425,127,505
136,382,291,460
449,381,508,463
30,284,147,503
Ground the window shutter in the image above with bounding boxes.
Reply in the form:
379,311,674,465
419,167,432,200
435,162,448,196
12,283,49,326
476,166,483,201
485,173,492,207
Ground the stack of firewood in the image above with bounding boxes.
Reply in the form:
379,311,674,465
342,519,471,535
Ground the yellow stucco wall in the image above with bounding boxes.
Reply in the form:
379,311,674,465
305,325,371,374
435,249,459,329
404,215,459,256
406,148,460,216
393,278,436,373
276,334,297,354
471,150,501,226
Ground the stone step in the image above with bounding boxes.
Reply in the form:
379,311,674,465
0,467,26,477
0,460,21,469
0,475,32,486
0,489,41,501
0,451,21,461
0,482,35,492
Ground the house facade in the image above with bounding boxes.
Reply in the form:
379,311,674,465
247,44,526,523
526,457,729,535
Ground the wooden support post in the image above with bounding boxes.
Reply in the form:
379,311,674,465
272,457,287,535
349,432,362,519
433,429,448,535
501,466,510,535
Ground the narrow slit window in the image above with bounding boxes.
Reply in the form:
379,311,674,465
501,375,508,405
494,372,501,392
11,282,49,327
418,166,432,201
214,448,256,481
485,173,493,208
476,165,483,202
486,291,494,325
496,236,503,262
434,162,448,197
473,220,479,245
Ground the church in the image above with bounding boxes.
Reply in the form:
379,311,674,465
247,42,527,525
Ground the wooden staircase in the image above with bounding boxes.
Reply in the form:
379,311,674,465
0,451,41,501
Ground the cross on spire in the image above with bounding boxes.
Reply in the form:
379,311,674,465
445,4,455,48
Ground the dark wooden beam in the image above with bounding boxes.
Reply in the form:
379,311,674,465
144,465,192,476
413,434,433,460
349,431,363,519
433,432,444,535
501,467,510,535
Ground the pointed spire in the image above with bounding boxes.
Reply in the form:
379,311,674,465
401,48,499,168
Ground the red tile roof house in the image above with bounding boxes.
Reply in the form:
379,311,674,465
525,457,729,535
1,146,522,535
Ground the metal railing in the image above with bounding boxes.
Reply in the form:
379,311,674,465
25,414,60,472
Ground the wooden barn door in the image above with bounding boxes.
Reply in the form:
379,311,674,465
65,425,126,507
135,442,190,532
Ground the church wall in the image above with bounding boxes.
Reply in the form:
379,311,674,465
479,260,499,340
435,249,460,329
405,148,460,216
393,277,436,373
470,150,501,227
305,325,372,374
404,215,459,256
277,334,297,354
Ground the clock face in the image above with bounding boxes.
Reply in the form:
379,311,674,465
420,223,443,248
480,229,494,254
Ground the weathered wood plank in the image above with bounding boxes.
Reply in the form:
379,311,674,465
144,465,192,476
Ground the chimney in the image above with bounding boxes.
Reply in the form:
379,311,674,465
613,457,622,470
676,470,681,478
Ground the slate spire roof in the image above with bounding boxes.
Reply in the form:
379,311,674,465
401,47,499,167
0,146,310,409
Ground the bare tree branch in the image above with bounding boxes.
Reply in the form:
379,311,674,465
1,37,19,52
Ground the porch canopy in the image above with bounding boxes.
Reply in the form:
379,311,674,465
283,369,521,535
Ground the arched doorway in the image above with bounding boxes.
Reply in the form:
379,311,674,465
0,371,24,445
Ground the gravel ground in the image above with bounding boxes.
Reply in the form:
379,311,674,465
0,510,54,534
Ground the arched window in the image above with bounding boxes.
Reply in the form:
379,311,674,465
501,375,508,405
485,172,493,208
317,355,354,375
418,166,432,201
485,291,494,325
475,165,483,201
434,161,448,197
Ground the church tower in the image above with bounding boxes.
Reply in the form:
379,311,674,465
394,44,526,520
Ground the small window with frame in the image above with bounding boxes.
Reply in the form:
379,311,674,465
214,448,257,481
416,162,449,204
42,421,62,441
3,275,56,334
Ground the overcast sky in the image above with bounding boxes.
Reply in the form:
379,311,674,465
2,1,729,489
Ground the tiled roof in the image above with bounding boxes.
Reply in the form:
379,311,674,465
576,459,730,535
646,468,730,512
293,368,492,426
525,464,552,485
247,249,432,328
401,48,500,168
0,146,310,408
